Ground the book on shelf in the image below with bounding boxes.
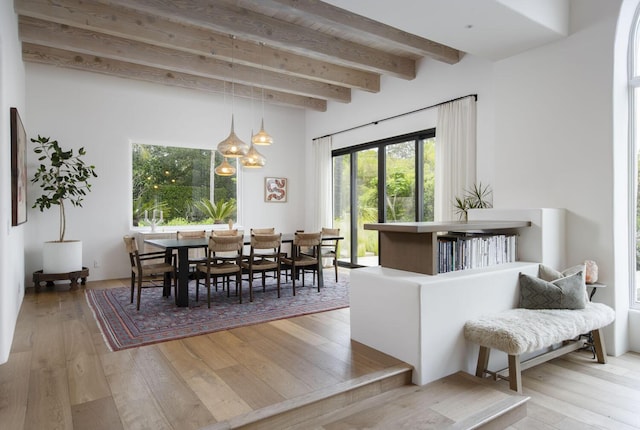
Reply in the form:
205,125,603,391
437,232,517,273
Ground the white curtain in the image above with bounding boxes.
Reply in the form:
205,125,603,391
312,136,333,230
434,96,477,221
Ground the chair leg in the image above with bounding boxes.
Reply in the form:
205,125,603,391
292,265,297,296
276,267,281,298
236,272,243,304
317,261,324,292
334,259,338,282
249,270,254,302
207,276,213,308
130,273,135,303
136,277,143,311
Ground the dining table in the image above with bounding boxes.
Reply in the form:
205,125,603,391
144,233,343,307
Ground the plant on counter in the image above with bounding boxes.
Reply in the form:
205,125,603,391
453,182,493,221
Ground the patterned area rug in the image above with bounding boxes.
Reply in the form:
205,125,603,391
86,270,349,351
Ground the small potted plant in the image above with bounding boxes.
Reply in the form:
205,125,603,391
31,135,98,273
454,182,493,221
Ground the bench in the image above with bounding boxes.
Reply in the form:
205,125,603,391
463,302,615,392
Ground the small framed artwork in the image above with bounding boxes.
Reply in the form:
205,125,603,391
10,107,27,226
264,177,287,202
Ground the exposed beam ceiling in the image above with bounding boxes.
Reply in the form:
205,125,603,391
14,0,462,111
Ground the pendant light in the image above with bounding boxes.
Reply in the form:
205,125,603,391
214,157,236,176
242,131,266,168
251,42,273,146
217,35,249,159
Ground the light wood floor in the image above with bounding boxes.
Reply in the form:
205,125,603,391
2,278,640,429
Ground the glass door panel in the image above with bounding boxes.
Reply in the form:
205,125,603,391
356,148,379,266
385,141,416,222
333,154,351,265
423,137,436,221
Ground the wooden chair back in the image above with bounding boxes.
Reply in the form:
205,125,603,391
293,231,322,250
176,230,206,239
209,234,243,254
251,227,275,235
211,229,239,237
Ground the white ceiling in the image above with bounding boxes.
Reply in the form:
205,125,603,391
322,0,570,60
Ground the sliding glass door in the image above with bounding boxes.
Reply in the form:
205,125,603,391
332,130,436,267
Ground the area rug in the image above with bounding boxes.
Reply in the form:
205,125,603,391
86,270,349,351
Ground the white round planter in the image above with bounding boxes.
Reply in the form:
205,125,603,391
43,240,83,274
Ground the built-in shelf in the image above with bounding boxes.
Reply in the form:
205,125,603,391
364,220,531,275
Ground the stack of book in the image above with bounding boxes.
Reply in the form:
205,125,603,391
437,232,517,273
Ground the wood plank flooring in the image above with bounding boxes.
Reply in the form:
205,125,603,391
2,278,640,429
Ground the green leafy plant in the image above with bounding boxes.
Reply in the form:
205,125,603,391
195,198,236,224
453,182,493,220
31,135,98,242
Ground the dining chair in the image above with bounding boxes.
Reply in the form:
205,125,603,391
209,228,241,291
241,232,282,301
176,229,207,266
195,234,244,307
123,235,177,311
320,227,340,282
281,231,323,295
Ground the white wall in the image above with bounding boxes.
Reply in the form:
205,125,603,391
0,0,26,364
493,0,626,354
305,0,632,356
24,64,306,282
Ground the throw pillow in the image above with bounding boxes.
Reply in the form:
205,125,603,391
538,263,585,283
519,272,587,310
539,263,589,303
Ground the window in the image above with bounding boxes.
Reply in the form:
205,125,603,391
631,8,640,305
131,143,237,227
332,130,436,267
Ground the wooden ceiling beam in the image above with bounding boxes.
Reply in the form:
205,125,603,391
22,42,327,111
19,17,351,103
15,0,380,92
241,0,462,64
102,0,417,79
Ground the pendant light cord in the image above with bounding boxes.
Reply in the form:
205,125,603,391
260,42,266,118
230,35,235,118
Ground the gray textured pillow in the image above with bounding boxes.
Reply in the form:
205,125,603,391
519,272,587,310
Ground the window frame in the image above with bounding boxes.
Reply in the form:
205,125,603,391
130,141,241,230
629,6,640,308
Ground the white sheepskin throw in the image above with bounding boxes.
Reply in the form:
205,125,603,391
463,303,615,355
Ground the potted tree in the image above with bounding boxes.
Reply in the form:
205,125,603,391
31,135,98,273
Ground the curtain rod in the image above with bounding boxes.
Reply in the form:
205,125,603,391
314,93,477,140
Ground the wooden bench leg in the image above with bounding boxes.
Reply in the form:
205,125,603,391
592,328,608,364
508,354,522,393
476,346,490,378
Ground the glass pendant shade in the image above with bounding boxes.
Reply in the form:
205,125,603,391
241,142,266,168
214,157,236,176
251,118,273,145
217,115,249,158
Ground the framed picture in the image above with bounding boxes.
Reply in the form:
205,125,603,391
11,107,27,226
264,177,287,202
